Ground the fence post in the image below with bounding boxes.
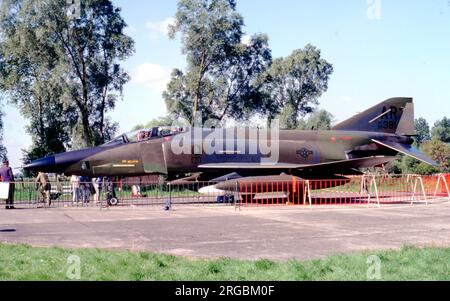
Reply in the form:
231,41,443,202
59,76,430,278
164,183,172,211
169,183,172,210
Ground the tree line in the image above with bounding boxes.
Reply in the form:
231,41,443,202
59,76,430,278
0,0,134,164
163,0,333,128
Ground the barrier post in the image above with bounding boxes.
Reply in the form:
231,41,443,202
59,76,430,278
410,176,428,206
433,174,450,200
359,176,366,202
362,175,380,208
303,180,312,208
235,182,241,212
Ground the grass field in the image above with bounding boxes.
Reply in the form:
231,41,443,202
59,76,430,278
0,244,448,281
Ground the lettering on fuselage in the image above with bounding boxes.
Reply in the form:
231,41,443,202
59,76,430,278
377,106,401,130
122,160,139,164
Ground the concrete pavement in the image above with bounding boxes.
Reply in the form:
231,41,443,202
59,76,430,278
1,201,449,260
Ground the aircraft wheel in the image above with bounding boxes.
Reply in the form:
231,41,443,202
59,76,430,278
107,197,119,206
217,195,235,204
225,195,234,204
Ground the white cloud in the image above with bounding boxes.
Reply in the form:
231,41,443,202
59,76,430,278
145,17,176,40
131,63,171,93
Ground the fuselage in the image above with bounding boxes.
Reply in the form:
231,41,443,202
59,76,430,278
24,128,409,177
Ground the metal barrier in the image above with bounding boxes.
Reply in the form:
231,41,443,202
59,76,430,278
235,174,450,207
2,180,236,209
0,174,448,209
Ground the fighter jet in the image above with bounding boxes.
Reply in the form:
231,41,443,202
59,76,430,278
25,98,436,189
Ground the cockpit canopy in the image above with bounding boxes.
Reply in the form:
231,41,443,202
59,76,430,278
102,126,184,147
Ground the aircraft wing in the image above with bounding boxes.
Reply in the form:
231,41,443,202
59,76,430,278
293,156,396,174
199,156,396,172
372,139,437,166
198,162,305,169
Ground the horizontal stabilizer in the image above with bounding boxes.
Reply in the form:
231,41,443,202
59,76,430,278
210,172,242,182
372,139,437,166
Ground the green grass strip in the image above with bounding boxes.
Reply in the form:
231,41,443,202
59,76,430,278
0,244,448,281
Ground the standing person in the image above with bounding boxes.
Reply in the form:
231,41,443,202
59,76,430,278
80,176,91,204
70,175,80,204
81,177,92,204
97,177,103,202
35,172,51,206
92,177,101,204
0,159,15,210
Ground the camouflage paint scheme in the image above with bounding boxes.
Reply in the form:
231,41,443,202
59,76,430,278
25,98,435,183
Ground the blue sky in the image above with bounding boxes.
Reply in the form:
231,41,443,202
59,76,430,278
3,0,450,169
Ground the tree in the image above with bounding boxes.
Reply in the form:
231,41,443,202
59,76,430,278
164,0,272,125
131,116,174,132
401,139,449,174
385,154,404,175
421,139,450,172
401,156,438,175
414,117,431,146
432,117,450,143
0,0,134,149
0,1,79,161
298,109,334,130
49,0,134,146
260,44,333,128
22,97,78,160
277,103,298,130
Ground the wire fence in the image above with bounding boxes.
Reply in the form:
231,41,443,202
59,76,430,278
1,174,449,209
6,180,228,208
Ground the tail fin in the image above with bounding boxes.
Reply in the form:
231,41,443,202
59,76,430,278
332,97,415,135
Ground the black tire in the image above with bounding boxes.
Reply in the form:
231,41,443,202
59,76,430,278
107,197,119,206
224,195,235,204
217,195,234,204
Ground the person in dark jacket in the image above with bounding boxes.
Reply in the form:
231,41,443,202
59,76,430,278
0,160,15,209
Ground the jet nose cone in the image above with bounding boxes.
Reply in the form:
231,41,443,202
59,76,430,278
24,156,57,172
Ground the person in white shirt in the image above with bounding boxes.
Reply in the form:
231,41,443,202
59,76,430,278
92,177,101,203
70,175,80,203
